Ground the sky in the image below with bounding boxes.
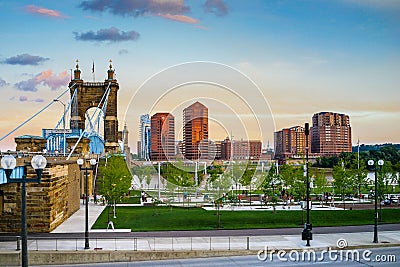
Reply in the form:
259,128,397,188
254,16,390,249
0,0,399,152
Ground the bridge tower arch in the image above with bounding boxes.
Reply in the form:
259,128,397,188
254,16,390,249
68,60,119,153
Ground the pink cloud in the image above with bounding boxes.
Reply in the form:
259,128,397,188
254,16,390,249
157,13,198,24
36,70,53,82
194,25,209,30
15,70,69,91
43,71,69,91
19,96,28,102
25,5,67,18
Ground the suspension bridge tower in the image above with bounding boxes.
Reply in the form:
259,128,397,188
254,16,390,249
69,60,120,153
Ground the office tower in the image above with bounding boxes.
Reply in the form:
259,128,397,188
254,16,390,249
150,113,175,161
311,112,352,156
139,114,151,160
183,102,208,160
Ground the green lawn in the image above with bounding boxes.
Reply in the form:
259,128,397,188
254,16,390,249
92,206,400,231
119,196,141,204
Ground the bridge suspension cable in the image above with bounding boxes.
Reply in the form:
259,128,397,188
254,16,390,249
0,84,75,143
54,88,77,129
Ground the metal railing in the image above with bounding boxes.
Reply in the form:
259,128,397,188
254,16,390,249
0,235,21,251
0,236,258,252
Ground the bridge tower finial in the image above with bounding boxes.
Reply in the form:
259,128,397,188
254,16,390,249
107,60,114,80
74,59,81,80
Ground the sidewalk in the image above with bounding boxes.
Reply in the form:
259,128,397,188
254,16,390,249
51,202,107,234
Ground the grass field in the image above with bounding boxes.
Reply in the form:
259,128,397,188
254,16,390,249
92,206,400,231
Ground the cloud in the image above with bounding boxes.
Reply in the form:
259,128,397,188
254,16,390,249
0,78,8,87
25,5,67,18
14,78,39,92
14,70,69,92
79,0,190,16
157,13,198,24
34,98,45,103
118,49,129,55
74,27,140,42
42,71,69,90
3,53,49,66
194,25,209,30
204,0,228,16
79,0,198,23
10,96,46,103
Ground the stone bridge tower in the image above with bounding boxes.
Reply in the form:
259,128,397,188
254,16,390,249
68,60,119,152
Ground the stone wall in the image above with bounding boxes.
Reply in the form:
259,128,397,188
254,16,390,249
0,159,81,233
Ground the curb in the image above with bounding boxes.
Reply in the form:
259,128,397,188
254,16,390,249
1,243,400,266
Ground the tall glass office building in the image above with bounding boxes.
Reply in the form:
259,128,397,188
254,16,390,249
139,114,151,160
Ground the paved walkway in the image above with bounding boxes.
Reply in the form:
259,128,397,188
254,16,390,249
51,202,106,234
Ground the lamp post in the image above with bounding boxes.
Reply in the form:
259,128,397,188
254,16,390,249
1,154,47,267
368,159,384,243
53,99,66,156
77,157,97,249
302,122,312,246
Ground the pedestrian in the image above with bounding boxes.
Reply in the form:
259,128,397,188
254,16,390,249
94,194,97,204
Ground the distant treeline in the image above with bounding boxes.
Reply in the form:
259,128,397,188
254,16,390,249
314,144,400,171
352,143,400,152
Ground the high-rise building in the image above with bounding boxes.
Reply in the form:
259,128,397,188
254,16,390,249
138,114,151,160
183,102,209,160
311,112,352,156
150,113,175,161
274,126,310,160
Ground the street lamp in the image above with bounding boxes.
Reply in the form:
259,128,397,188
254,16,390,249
302,122,312,246
53,99,66,156
368,159,384,243
1,154,47,267
77,157,97,249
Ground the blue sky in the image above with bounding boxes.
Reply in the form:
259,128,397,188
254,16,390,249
0,0,399,151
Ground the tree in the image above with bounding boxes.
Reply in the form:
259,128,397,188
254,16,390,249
313,168,328,196
348,157,368,201
132,164,156,189
279,164,305,202
332,161,354,209
260,163,283,211
229,161,245,194
210,171,232,228
99,155,131,221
